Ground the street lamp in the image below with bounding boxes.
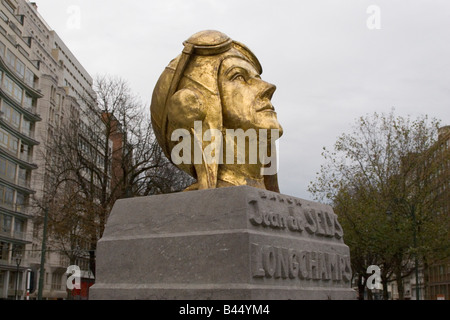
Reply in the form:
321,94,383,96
37,207,49,300
14,253,22,300
410,204,420,300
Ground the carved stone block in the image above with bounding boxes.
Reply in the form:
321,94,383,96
90,186,356,299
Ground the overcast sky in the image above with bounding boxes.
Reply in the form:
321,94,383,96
32,0,450,200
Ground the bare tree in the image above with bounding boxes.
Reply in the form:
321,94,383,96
34,75,192,276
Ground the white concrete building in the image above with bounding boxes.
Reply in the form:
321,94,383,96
0,0,108,299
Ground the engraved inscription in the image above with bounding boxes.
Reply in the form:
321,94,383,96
248,191,344,239
251,243,352,283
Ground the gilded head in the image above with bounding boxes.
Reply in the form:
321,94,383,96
150,30,282,192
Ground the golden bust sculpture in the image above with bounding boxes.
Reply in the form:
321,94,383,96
151,30,283,192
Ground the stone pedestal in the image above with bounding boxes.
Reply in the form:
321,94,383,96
90,186,356,299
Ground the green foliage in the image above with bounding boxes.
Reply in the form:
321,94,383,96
309,109,449,298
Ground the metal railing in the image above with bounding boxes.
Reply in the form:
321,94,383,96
0,228,27,241
0,202,30,213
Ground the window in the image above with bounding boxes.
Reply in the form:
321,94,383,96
0,157,16,182
4,49,27,81
6,161,15,181
0,242,10,261
0,11,8,23
1,214,11,233
14,217,24,233
15,59,25,78
9,271,20,290
51,273,62,290
1,102,21,129
0,128,18,153
56,93,61,110
0,40,5,56
19,143,30,162
5,49,15,68
13,84,22,103
11,107,20,128
0,184,14,208
11,244,24,257
0,158,4,177
4,186,13,205
23,93,33,110
3,75,23,103
59,254,69,267
3,1,16,15
21,119,30,136
17,167,26,185
50,86,56,102
4,75,14,95
0,129,7,147
49,106,54,122
15,192,26,212
11,135,18,153
25,69,34,88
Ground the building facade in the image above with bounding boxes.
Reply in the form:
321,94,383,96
424,126,450,300
386,125,449,300
0,0,112,299
0,0,42,300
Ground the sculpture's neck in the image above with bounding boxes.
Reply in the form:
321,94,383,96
217,163,265,189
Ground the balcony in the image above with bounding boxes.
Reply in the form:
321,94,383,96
21,128,34,139
0,203,32,220
21,102,38,116
0,174,35,198
13,229,26,240
0,88,41,122
0,227,27,241
0,147,37,170
0,257,24,268
0,116,39,146
0,50,42,98
17,176,30,189
19,152,33,164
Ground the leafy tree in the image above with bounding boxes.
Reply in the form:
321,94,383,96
309,110,449,299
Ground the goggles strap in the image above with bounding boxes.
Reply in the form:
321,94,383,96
161,43,195,155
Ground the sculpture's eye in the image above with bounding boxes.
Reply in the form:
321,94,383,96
231,74,246,82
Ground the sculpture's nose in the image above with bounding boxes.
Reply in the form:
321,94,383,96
260,81,276,100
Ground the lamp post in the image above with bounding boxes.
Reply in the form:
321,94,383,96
14,253,22,300
37,207,49,300
410,204,420,300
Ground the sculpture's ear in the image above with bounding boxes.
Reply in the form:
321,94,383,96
167,88,205,128
166,88,214,189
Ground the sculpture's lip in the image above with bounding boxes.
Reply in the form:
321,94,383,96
256,104,275,112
